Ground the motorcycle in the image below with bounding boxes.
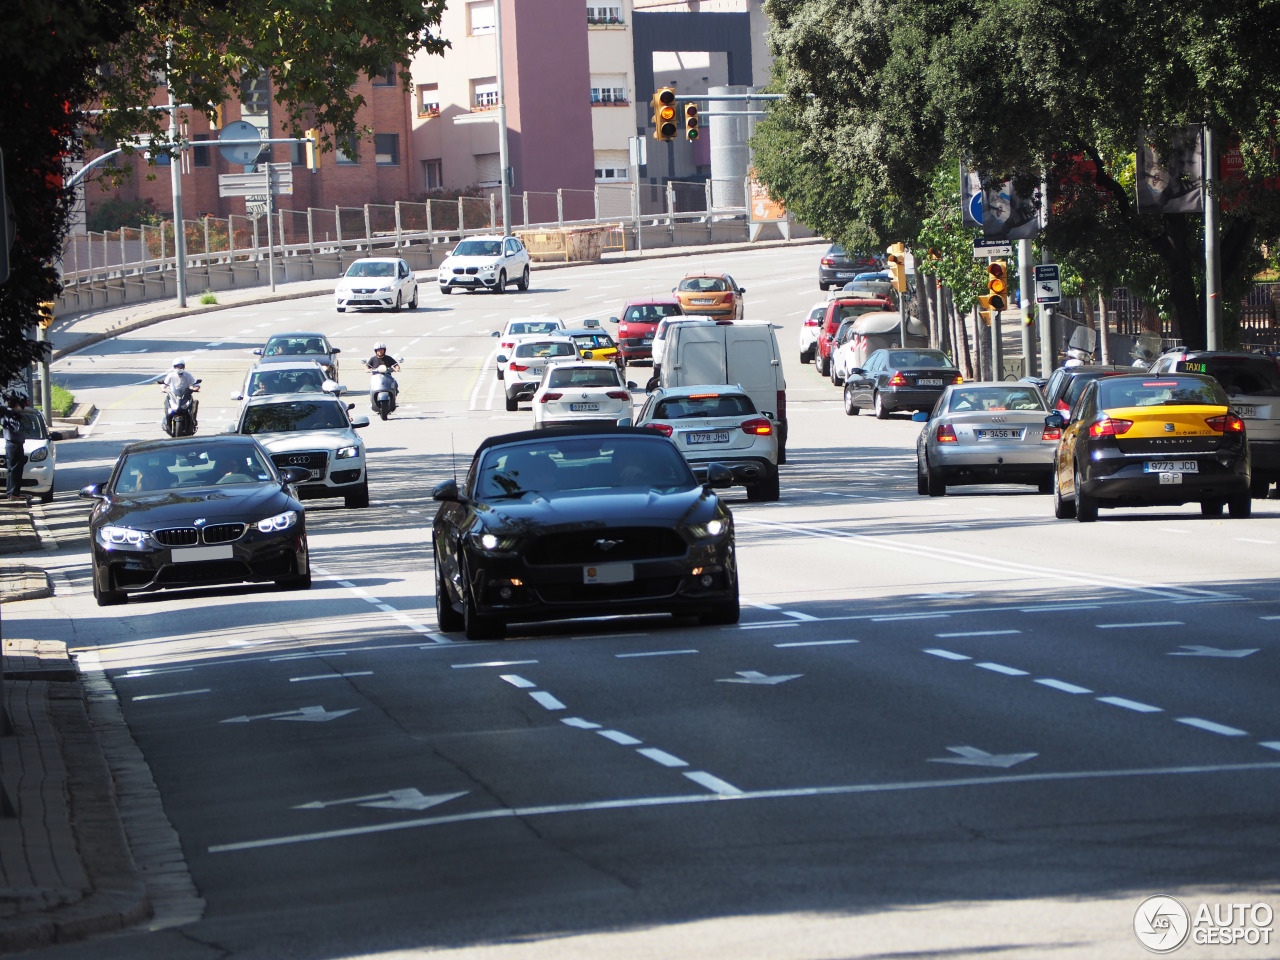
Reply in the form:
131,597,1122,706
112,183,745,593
160,379,202,436
368,364,398,421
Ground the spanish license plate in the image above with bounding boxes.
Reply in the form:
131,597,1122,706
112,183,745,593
307,469,322,480
171,544,233,563
918,378,945,386
976,429,1022,440
643,336,654,344
1144,460,1199,474
687,431,730,445
570,403,599,412
584,562,633,584
692,298,715,305
1233,404,1257,418
836,272,854,278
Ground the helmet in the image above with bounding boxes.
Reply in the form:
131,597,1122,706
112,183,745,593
373,342,387,352
172,358,186,369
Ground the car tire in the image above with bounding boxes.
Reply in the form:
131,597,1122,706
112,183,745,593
276,568,312,591
830,363,844,387
800,351,810,365
39,487,54,504
874,391,890,420
464,585,504,641
344,479,370,509
1074,466,1098,522
1228,493,1252,518
917,457,929,495
409,287,419,309
699,591,740,626
435,562,465,632
393,292,402,312
818,354,830,378
1037,476,1053,495
494,270,507,294
92,567,126,607
440,285,452,295
843,385,860,416
1201,499,1224,517
505,395,518,412
819,282,829,291
748,473,781,502
926,458,945,497
337,307,346,313
517,265,530,291
1052,468,1076,519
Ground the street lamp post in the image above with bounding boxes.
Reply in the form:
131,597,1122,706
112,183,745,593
494,0,512,236
167,42,187,308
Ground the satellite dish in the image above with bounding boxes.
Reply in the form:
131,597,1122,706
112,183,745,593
218,121,262,166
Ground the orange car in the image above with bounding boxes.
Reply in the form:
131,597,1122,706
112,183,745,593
672,272,745,320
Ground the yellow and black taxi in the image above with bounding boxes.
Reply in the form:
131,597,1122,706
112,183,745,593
1047,373,1251,522
562,324,624,370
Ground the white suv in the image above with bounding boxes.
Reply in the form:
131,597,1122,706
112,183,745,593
503,338,578,411
531,361,634,429
438,235,531,295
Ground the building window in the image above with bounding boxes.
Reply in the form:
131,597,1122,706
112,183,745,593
336,133,359,164
595,150,629,182
476,152,501,187
373,64,397,86
467,0,495,35
587,5,622,24
192,134,210,168
423,159,443,192
241,69,270,117
417,84,440,118
590,80,628,105
374,134,399,166
472,78,499,110
594,167,628,182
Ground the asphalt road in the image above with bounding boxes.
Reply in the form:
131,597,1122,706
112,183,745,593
22,245,1280,959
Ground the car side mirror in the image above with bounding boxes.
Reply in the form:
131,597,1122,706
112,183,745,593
323,381,342,393
912,411,929,422
347,403,356,411
332,347,341,354
626,381,637,390
253,348,264,356
48,431,64,442
432,479,460,502
279,466,310,485
350,416,371,428
230,392,244,400
1044,413,1066,430
491,331,500,338
849,367,864,376
608,316,619,324
704,463,733,489
79,483,107,501
738,288,746,294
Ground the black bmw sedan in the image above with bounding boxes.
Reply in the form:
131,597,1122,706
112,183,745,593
432,427,739,639
81,436,312,606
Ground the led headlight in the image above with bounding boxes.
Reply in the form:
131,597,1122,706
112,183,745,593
686,519,726,539
29,447,49,463
98,525,150,547
257,510,299,533
335,445,360,460
475,532,518,551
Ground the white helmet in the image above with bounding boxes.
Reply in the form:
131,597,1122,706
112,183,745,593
172,358,186,368
373,342,387,352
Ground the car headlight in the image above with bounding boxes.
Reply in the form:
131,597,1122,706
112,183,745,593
98,525,150,547
335,445,360,460
257,510,299,533
29,447,49,463
474,532,518,552
686,519,728,539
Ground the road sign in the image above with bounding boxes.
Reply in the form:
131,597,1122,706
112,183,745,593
1034,263,1061,304
218,164,293,198
218,121,263,165
973,239,1012,258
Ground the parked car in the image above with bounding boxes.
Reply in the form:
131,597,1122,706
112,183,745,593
334,257,418,312
81,435,311,606
431,426,739,639
231,361,342,403
254,333,340,382
1147,349,1280,497
0,409,62,503
231,395,370,507
531,361,634,429
818,243,882,290
839,279,899,305
1048,372,1251,521
504,338,579,411
915,382,1057,497
843,347,962,418
438,235,531,294
815,297,894,377
1039,364,1138,419
798,300,827,364
672,272,745,320
636,384,779,501
493,316,566,380
828,318,864,386
609,297,684,364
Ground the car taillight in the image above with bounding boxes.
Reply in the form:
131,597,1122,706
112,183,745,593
1089,417,1133,437
619,324,628,333
1042,427,1061,441
606,391,630,401
936,424,958,442
646,423,673,437
804,319,819,327
821,258,834,266
1056,399,1070,411
1206,413,1245,433
741,417,773,436
510,363,529,372
501,341,514,350
539,393,562,403
888,373,908,386
952,374,964,384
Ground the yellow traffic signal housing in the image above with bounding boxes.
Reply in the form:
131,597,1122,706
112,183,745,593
652,88,677,141
986,260,1008,311
212,104,224,130
976,295,995,326
885,242,907,292
37,301,55,329
304,128,319,172
684,103,700,141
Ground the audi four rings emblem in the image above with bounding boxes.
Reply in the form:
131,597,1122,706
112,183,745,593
289,455,310,464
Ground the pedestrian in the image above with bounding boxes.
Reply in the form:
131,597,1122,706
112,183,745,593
2,391,30,501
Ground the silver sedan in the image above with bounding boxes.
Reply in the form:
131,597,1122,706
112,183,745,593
915,383,1060,497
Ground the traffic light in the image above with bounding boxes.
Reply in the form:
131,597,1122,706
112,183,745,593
304,128,319,172
37,301,55,329
986,260,1008,311
684,103,699,141
212,104,223,130
652,87,677,142
886,242,907,292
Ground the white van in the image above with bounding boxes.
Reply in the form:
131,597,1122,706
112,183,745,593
657,321,789,462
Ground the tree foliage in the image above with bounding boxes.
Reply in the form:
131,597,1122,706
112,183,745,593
753,0,1280,348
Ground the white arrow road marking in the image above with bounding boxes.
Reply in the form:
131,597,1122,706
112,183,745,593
716,671,803,685
295,789,467,812
221,706,358,724
1168,645,1259,658
928,746,1039,769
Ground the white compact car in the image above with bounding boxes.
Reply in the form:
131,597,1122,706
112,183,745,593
504,338,578,411
531,361,634,429
635,384,780,501
493,316,566,380
798,300,827,364
0,409,61,503
438,235,531,295
335,258,419,312
232,395,370,508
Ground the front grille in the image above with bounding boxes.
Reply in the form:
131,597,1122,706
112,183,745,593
271,451,328,473
526,527,687,565
452,266,480,275
202,523,247,544
537,577,683,603
153,524,247,546
153,527,199,547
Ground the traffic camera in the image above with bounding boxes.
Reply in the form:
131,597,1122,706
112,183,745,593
684,103,700,141
652,88,677,142
886,242,907,292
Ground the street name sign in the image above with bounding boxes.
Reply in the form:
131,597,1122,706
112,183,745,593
973,239,1012,258
1034,264,1061,304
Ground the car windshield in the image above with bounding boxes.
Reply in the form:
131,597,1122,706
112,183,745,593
1175,358,1280,397
570,334,613,350
116,443,273,492
1097,378,1227,408
264,337,327,357
948,387,1045,412
625,304,682,322
888,351,951,368
345,261,395,278
510,321,561,335
248,369,325,396
654,394,756,419
1064,371,1130,405
477,437,693,498
679,277,728,293
836,303,884,321
515,341,576,359
18,411,48,439
548,367,621,388
241,400,350,433
453,240,502,257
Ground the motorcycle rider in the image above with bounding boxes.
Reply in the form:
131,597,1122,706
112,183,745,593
160,358,200,431
364,342,400,412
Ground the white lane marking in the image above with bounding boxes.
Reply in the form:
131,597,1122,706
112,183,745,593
873,613,950,622
335,580,357,588
132,689,212,702
289,672,374,683
452,660,539,669
775,639,859,648
530,691,566,710
598,730,642,745
924,649,971,661
562,717,601,729
975,662,1029,676
936,630,1022,638
1097,621,1183,629
500,674,537,689
271,652,346,662
1261,616,1280,621
1235,538,1275,545
207,760,1280,853
782,610,819,621
1159,527,1192,535
362,596,381,605
1177,717,1247,737
1035,678,1094,695
375,604,397,614
684,771,744,796
1097,696,1163,713
1019,603,1102,613
740,621,798,630
615,649,698,658
1261,742,1280,752
120,667,194,678
746,601,781,611
349,587,370,597
637,747,688,768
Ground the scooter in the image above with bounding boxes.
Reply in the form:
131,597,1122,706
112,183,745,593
161,379,202,437
368,364,398,421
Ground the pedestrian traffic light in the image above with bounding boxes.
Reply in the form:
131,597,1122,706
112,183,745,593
985,260,1008,311
304,129,319,172
684,103,699,141
886,242,907,292
652,88,677,142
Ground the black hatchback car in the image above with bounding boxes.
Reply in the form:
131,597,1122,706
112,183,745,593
843,348,963,419
81,436,312,606
818,243,883,290
432,427,739,639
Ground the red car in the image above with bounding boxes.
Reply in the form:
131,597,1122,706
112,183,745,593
815,297,893,377
608,296,684,364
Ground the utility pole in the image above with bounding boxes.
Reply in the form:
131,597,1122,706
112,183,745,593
494,0,512,235
166,41,187,308
1018,238,1034,378
1204,124,1222,350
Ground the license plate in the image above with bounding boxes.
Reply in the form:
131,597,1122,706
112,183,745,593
835,272,854,278
1159,472,1183,485
307,469,322,480
687,431,730,445
585,562,633,584
643,336,653,344
918,379,945,386
171,544,234,563
976,429,1022,440
692,298,715,305
569,403,599,412
1233,404,1257,418
1144,460,1199,473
